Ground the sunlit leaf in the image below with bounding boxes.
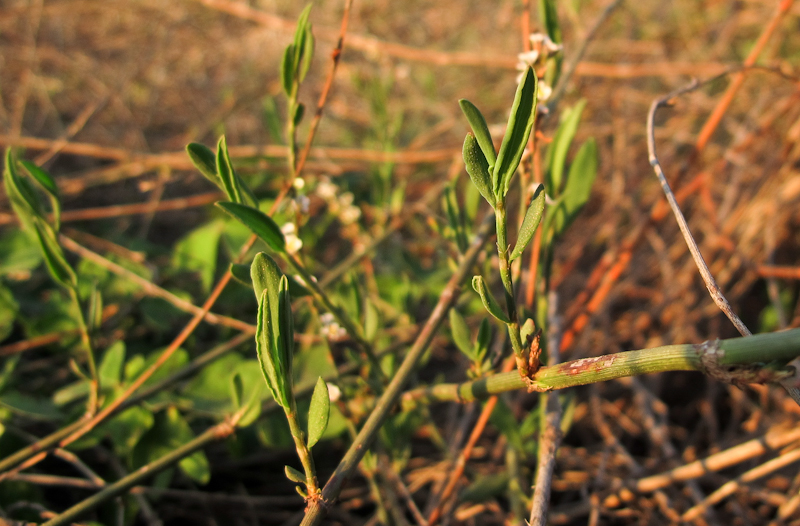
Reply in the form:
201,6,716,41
510,184,545,261
472,276,509,323
493,67,538,198
449,309,473,359
217,202,286,253
307,376,330,449
459,100,496,168
462,133,495,209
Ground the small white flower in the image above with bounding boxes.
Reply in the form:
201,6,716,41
339,205,361,225
285,234,303,255
339,192,354,207
320,313,335,326
293,177,306,190
517,49,541,69
281,222,296,235
327,383,341,402
537,81,553,102
316,177,338,200
529,33,562,54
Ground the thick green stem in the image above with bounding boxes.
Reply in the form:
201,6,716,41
495,203,527,375
404,329,800,404
285,409,319,496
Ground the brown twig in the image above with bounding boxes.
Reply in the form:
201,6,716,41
647,80,751,337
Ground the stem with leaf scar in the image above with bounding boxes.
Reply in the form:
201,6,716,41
403,328,800,404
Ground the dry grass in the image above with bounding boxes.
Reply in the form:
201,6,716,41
2,0,800,524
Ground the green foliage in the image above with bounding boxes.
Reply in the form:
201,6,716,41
217,202,286,253
306,377,330,448
493,67,538,198
510,184,545,261
472,276,509,323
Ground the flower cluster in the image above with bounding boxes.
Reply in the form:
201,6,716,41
319,312,347,342
315,176,362,225
516,33,563,101
281,222,303,255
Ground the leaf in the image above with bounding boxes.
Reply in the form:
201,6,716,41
216,136,243,204
217,201,286,253
299,28,315,83
4,149,39,232
449,309,473,359
256,289,285,408
186,142,221,187
86,282,103,332
365,300,379,342
0,284,17,342
474,318,491,364
172,219,225,293
510,184,545,261
553,138,598,235
99,341,126,388
285,465,306,484
472,276,509,323
293,102,305,126
33,220,77,290
250,252,282,310
19,160,61,230
545,99,586,194
280,44,295,96
492,67,538,198
462,133,495,209
459,100,496,168
277,275,294,396
229,263,252,287
230,372,244,409
307,376,330,448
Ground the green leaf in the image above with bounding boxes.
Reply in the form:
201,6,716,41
216,136,243,204
19,161,61,231
0,284,18,342
510,184,545,261
474,318,491,364
250,252,282,308
285,465,306,484
293,102,305,126
99,341,126,388
0,391,62,421
545,99,586,194
553,137,598,235
492,67,538,198
186,142,221,188
307,376,330,448
472,276,509,323
229,262,252,287
278,275,294,394
230,372,244,409
4,149,39,232
217,201,286,253
449,309,473,359
0,229,41,275
280,44,295,96
459,100,496,168
256,286,293,409
299,29,315,83
462,133,495,209
172,219,225,293
33,220,77,290
86,282,102,332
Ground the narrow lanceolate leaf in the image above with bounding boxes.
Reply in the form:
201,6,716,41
19,161,61,231
449,309,473,359
545,99,586,194
459,100,496,168
462,133,496,208
472,276,510,323
33,220,77,290
186,142,220,187
256,289,288,408
306,376,330,449
553,138,598,235
298,24,315,84
277,275,294,403
217,202,286,253
4,149,39,232
510,184,546,261
475,318,491,364
280,44,295,96
493,67,538,198
216,136,243,204
250,253,282,339
230,263,253,288
285,465,306,484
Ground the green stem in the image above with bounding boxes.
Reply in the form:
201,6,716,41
404,329,800,404
40,422,234,526
285,410,319,496
68,287,99,414
495,203,527,375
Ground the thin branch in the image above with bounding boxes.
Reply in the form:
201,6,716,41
646,80,751,337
